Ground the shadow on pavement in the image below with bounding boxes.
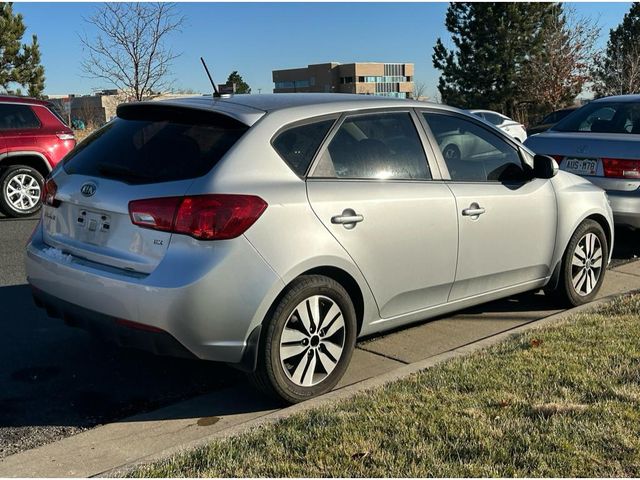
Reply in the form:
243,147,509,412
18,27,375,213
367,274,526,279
0,284,261,430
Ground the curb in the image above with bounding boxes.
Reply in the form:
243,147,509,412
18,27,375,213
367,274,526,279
100,286,640,477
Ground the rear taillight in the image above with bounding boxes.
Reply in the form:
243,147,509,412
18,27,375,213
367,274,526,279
128,194,267,240
602,158,640,179
42,178,60,207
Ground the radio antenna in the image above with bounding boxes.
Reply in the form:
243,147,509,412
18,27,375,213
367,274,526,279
200,57,220,98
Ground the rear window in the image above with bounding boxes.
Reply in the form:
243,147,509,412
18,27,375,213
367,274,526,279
553,102,640,134
63,106,249,184
272,118,336,176
0,103,41,130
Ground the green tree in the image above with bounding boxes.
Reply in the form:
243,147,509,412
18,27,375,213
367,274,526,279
0,3,45,97
432,2,555,117
592,2,640,97
226,71,251,94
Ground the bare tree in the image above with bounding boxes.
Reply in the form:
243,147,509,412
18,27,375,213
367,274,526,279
412,81,429,101
520,6,599,112
80,3,185,101
597,43,640,96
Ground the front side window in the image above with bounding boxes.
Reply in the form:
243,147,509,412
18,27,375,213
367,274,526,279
0,104,41,130
313,112,430,180
272,119,335,176
423,113,525,183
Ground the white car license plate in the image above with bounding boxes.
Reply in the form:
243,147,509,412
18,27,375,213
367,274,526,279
563,158,598,175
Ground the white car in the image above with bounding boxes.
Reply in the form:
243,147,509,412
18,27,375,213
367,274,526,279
468,109,527,142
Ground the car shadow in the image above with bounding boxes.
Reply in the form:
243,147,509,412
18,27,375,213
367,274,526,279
0,284,275,431
612,226,640,264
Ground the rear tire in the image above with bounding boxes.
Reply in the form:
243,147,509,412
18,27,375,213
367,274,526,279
248,275,357,404
551,219,608,307
0,165,44,218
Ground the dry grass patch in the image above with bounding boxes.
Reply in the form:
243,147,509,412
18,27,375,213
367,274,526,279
133,294,640,477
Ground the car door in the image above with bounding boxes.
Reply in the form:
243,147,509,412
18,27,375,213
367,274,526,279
420,110,557,301
306,110,458,319
0,103,42,153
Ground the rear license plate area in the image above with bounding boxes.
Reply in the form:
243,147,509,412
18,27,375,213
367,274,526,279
76,209,111,244
563,157,598,175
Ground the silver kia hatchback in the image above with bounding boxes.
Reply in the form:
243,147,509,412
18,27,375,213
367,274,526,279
26,94,614,403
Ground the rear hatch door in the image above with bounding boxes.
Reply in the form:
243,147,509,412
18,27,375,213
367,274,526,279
42,104,249,274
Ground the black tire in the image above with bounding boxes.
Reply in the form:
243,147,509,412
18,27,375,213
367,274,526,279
248,275,357,404
0,165,44,218
551,219,608,307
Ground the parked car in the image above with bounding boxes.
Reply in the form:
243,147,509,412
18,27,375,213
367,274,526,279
0,96,76,217
525,94,640,229
527,106,579,136
468,109,527,142
26,94,613,403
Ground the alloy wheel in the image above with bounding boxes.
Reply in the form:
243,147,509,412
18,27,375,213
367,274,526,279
6,173,41,212
279,295,346,387
571,232,603,296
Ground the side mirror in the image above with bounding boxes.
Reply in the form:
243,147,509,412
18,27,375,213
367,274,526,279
533,154,559,179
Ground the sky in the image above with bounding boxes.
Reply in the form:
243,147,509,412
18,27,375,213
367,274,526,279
11,2,635,100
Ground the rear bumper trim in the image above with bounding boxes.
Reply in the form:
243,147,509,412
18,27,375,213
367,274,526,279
31,287,198,360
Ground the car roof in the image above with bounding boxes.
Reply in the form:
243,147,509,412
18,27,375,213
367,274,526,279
593,94,640,103
0,95,51,106
153,93,454,125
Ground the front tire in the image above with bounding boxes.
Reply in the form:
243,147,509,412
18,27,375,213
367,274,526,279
553,219,608,306
249,275,357,404
0,165,44,218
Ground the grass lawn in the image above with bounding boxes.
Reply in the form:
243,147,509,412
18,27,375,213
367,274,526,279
133,295,640,477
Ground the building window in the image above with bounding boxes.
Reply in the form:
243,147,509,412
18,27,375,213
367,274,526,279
340,76,354,84
274,80,310,90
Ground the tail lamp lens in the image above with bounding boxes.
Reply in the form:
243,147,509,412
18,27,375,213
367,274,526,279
42,178,60,207
602,158,640,179
128,194,267,241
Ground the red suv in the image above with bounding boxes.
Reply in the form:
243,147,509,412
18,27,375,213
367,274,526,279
0,96,76,217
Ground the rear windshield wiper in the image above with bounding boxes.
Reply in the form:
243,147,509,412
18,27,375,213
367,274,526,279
96,163,154,183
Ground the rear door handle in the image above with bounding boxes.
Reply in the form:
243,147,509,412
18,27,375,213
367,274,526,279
331,208,364,229
461,203,486,217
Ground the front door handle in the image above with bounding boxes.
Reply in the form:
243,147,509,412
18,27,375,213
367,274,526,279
461,203,486,217
331,208,364,229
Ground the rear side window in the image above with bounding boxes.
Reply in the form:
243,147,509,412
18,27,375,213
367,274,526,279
0,103,41,130
272,119,335,176
313,112,431,180
63,106,249,184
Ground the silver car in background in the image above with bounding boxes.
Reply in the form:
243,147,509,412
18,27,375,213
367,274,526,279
525,94,640,229
26,94,613,403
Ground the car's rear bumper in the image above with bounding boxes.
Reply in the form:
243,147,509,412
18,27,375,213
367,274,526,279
31,286,197,359
606,189,640,229
25,223,284,363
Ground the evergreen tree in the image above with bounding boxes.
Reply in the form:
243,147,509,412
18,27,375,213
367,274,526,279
432,2,555,116
0,3,45,97
227,71,251,94
592,2,640,96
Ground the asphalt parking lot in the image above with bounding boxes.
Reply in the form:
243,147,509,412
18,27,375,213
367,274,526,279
1,213,638,459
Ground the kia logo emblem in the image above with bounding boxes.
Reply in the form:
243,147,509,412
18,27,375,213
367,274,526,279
577,144,588,154
80,182,97,197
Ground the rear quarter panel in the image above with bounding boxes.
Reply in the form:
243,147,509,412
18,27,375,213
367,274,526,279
183,109,380,338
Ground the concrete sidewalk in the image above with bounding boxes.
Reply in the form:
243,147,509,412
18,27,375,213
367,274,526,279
2,261,640,477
